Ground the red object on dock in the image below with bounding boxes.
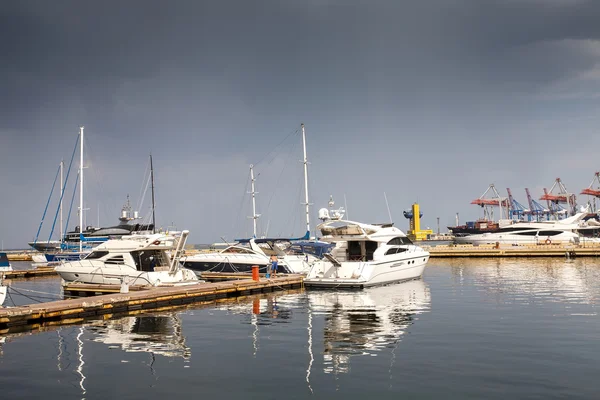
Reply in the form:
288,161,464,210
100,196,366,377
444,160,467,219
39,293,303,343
252,265,259,281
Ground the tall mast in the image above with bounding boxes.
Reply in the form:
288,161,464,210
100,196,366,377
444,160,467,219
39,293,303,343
150,154,156,234
249,164,259,238
79,126,84,252
301,123,311,237
60,159,64,242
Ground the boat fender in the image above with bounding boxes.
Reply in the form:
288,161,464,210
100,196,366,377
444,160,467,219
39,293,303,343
545,238,551,245
153,240,161,245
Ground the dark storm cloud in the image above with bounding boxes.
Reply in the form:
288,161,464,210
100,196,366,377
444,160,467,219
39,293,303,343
2,0,600,247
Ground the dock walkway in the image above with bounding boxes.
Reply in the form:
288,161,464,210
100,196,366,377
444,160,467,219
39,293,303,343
426,243,600,257
0,275,303,333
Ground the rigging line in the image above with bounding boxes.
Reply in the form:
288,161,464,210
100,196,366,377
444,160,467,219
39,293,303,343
83,132,115,223
264,131,300,219
253,127,300,169
136,157,152,214
64,173,79,241
47,136,80,244
34,164,61,244
138,171,151,221
233,169,252,237
285,174,304,235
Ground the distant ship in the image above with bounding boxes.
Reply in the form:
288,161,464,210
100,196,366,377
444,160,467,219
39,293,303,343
29,197,154,252
447,219,500,235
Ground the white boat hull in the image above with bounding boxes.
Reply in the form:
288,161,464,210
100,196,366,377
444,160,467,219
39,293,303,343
0,285,6,306
304,253,429,288
454,231,579,245
55,261,198,286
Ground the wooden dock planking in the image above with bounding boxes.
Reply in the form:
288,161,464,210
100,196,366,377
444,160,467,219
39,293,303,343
3,267,57,279
0,275,304,332
5,253,33,261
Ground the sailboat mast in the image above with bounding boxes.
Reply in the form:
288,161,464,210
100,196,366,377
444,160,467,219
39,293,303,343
301,123,310,237
79,126,84,252
150,154,156,234
60,159,64,242
249,164,259,238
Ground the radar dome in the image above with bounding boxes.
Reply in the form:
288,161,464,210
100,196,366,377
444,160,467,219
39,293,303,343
318,208,331,221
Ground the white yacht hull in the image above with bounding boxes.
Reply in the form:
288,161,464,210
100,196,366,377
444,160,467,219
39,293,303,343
0,285,6,306
304,252,429,288
55,261,199,286
181,253,312,275
454,231,579,245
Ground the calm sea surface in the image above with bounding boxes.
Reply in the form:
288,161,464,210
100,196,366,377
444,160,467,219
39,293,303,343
2,258,600,399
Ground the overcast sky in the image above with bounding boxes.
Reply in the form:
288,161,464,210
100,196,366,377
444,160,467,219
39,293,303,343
2,0,600,248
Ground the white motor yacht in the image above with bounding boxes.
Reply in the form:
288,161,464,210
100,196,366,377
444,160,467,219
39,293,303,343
55,231,199,286
304,209,430,288
454,211,600,245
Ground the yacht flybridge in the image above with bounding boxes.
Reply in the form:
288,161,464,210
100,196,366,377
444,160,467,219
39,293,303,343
55,231,199,286
303,207,430,288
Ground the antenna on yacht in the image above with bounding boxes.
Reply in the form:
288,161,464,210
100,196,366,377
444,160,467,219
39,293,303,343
150,154,156,234
344,193,349,220
248,164,261,238
384,192,393,223
79,126,84,253
301,123,312,239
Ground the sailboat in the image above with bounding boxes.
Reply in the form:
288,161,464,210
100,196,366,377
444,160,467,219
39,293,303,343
181,124,326,275
31,128,156,263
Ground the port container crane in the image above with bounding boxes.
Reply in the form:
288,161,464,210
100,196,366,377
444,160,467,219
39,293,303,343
580,172,600,212
506,188,528,220
470,184,509,221
525,188,549,221
539,178,577,217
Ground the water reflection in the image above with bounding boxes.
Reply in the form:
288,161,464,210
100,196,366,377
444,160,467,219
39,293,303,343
308,279,431,375
88,313,191,359
442,258,600,309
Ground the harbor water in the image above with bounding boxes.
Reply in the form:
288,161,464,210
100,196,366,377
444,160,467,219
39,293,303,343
1,258,600,399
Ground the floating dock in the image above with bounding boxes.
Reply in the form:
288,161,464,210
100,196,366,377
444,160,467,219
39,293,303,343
0,275,303,333
3,267,57,279
425,243,600,257
5,252,34,261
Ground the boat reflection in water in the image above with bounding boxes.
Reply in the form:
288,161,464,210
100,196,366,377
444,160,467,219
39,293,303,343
308,279,431,375
88,313,191,359
444,258,600,309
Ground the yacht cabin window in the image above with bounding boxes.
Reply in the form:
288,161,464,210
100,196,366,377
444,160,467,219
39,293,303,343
104,255,125,265
387,237,413,245
85,251,109,260
385,247,409,255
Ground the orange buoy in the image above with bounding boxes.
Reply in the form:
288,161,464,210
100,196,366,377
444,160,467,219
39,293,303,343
252,265,259,281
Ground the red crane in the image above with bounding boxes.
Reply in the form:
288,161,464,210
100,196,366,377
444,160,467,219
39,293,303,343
539,178,576,216
470,184,509,220
580,172,600,212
